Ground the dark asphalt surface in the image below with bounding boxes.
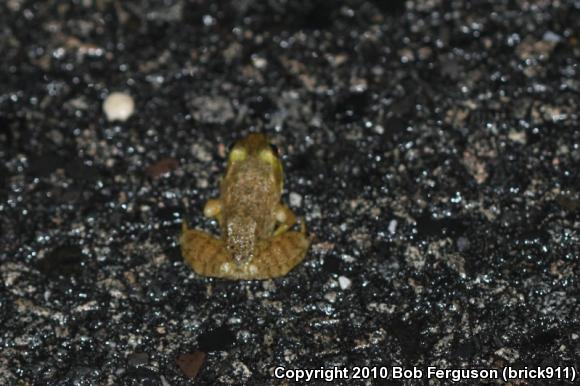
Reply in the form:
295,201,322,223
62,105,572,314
1,1,579,385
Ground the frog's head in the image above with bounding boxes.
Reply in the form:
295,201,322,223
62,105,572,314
227,133,283,190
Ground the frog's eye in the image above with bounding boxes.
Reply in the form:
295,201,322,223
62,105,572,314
269,144,279,156
229,147,247,163
259,149,277,165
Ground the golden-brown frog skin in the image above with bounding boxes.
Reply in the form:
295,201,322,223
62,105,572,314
180,133,310,280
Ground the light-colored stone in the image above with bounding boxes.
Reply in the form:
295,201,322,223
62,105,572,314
103,92,135,122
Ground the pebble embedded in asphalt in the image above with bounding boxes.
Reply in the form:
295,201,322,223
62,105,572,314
103,92,135,122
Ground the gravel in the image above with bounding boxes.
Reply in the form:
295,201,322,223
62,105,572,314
1,1,579,385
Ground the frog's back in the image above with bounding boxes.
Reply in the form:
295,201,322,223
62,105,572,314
221,158,279,237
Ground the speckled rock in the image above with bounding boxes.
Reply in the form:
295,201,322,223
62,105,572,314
1,1,579,385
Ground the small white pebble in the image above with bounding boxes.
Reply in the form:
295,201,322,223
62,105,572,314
398,48,415,63
310,205,321,219
341,254,356,263
289,192,302,207
284,349,296,362
103,92,135,122
373,124,384,135
542,31,562,43
251,54,268,69
508,130,527,144
338,276,352,290
324,291,337,303
202,14,216,26
388,219,397,234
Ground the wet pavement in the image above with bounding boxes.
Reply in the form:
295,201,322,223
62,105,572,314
1,1,579,385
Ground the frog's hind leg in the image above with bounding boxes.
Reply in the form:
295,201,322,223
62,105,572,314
254,231,311,279
180,222,232,278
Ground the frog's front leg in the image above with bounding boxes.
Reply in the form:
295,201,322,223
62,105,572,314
203,199,222,218
274,204,297,236
180,222,232,278
254,230,311,278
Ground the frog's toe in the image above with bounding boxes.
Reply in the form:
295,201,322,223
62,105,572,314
255,231,311,278
180,226,232,278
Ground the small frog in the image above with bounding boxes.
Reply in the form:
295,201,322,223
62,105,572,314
180,133,310,280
